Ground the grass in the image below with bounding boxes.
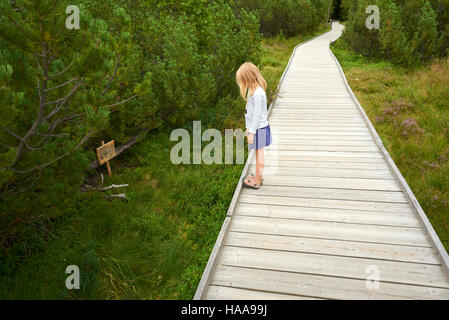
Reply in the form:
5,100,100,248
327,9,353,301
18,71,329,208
0,131,245,299
0,25,330,299
331,39,449,251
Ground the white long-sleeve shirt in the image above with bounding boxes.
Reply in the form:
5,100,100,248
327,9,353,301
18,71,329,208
245,87,269,134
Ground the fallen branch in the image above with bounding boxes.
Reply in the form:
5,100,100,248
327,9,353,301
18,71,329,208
103,193,127,201
82,184,129,192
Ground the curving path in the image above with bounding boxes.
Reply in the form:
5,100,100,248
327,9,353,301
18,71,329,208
194,22,449,300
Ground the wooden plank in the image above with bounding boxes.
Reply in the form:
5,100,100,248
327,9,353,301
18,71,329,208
272,131,371,136
270,115,364,120
250,160,389,170
270,117,363,122
276,99,355,103
270,120,366,125
271,130,371,136
226,231,440,264
271,119,365,122
266,150,382,158
260,176,401,192
248,165,393,179
239,195,413,213
251,161,389,170
269,133,374,140
266,145,379,152
262,155,385,164
272,125,368,134
205,285,320,300
266,139,378,146
270,119,363,123
218,246,449,288
211,265,449,300
229,215,429,247
241,185,406,203
235,203,418,227
271,113,357,116
271,104,358,108
270,111,359,115
272,104,356,108
278,95,352,99
272,106,356,109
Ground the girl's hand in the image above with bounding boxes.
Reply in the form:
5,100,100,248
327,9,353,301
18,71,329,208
247,133,254,144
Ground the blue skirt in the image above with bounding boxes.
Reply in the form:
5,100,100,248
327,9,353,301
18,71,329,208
249,125,272,150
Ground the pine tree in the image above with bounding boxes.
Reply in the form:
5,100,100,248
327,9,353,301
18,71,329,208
378,0,410,64
410,1,440,63
341,0,381,57
0,1,137,219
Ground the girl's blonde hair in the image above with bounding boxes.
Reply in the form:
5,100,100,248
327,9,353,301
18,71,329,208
236,62,267,100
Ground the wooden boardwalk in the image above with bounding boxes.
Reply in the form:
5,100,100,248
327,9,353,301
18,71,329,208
194,22,449,300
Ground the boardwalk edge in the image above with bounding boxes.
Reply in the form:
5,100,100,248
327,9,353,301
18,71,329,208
328,36,449,277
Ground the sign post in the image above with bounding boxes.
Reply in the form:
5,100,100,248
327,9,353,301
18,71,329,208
96,140,116,177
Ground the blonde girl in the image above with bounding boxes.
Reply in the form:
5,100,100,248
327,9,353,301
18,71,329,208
236,62,272,189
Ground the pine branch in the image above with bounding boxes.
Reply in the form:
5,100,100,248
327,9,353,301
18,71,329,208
106,95,137,108
0,29,35,55
0,141,13,149
34,132,69,138
42,80,83,108
44,77,79,93
10,39,50,168
2,9,38,42
101,54,121,96
48,60,74,79
1,126,40,151
14,131,95,174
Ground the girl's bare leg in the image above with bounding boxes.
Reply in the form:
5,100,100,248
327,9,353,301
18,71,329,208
255,148,264,185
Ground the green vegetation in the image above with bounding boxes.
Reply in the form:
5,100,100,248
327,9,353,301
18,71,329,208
340,0,449,65
0,0,329,299
0,130,246,299
234,0,331,37
331,39,449,251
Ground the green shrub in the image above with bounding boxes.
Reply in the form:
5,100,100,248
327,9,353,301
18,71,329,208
234,0,329,37
0,0,260,273
341,0,448,65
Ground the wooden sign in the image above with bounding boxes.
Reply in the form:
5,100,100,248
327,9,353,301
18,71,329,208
96,140,116,176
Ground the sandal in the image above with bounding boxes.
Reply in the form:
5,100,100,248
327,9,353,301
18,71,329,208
250,174,264,186
242,174,261,189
